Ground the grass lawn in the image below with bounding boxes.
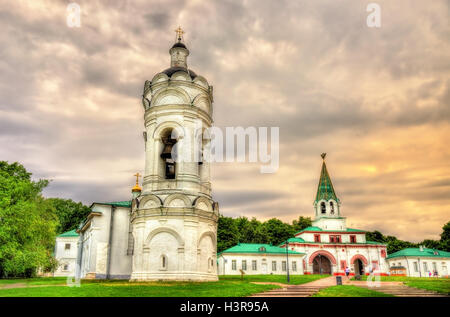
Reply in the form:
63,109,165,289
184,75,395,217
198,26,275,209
219,274,328,285
312,285,394,297
351,276,450,295
0,274,329,297
0,278,282,297
0,277,67,286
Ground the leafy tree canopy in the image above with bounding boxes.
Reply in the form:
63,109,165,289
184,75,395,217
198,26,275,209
0,161,57,278
46,198,91,234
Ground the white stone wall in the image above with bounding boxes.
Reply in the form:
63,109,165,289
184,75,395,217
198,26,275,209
54,236,79,277
78,205,133,279
312,218,347,231
218,253,305,276
130,212,218,281
387,257,450,277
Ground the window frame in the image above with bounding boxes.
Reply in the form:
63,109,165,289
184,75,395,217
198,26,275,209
314,234,321,243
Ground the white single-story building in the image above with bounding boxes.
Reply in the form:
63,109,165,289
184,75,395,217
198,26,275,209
386,247,450,277
218,243,305,275
53,229,79,277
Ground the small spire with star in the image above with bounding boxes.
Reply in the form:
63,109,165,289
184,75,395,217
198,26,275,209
315,153,339,203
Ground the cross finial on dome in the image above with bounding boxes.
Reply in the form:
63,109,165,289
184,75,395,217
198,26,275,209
321,153,326,160
132,172,142,193
175,26,185,42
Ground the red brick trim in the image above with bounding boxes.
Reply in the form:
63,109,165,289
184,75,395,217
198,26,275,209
308,250,337,265
295,231,365,237
350,254,368,265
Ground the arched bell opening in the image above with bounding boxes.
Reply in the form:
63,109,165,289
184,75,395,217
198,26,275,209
160,129,179,179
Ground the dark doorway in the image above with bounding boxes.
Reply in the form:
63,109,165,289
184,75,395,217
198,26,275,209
354,259,364,276
312,254,332,275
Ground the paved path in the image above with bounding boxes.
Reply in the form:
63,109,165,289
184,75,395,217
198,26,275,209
250,276,336,297
250,276,449,297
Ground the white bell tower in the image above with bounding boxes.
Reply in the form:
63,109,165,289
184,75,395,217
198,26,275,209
130,28,219,281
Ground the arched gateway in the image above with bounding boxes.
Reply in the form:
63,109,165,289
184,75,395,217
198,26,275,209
309,250,336,275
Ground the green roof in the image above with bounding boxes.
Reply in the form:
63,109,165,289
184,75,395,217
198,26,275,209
295,226,366,235
286,237,306,243
57,229,79,237
219,243,304,255
315,157,339,203
94,200,132,208
387,248,450,259
281,237,385,246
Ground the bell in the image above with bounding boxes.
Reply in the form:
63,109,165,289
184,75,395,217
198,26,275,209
160,142,174,159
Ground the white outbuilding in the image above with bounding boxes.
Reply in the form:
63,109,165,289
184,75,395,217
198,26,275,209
218,243,305,275
386,247,450,277
53,230,79,277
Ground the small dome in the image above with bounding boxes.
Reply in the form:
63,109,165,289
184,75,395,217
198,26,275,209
171,42,187,49
132,184,142,192
161,66,197,80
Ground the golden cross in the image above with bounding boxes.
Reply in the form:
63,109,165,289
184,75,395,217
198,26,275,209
134,172,141,185
175,26,184,41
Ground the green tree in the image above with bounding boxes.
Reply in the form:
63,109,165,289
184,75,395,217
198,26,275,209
217,215,239,253
292,216,312,232
439,221,450,251
420,239,441,250
0,161,57,277
365,230,385,242
46,198,91,233
261,218,294,246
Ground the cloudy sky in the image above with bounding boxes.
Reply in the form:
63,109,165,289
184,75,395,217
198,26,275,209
1,0,449,241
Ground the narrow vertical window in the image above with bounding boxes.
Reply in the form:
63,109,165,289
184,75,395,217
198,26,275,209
282,261,287,271
232,260,236,270
252,260,257,270
292,262,297,271
320,202,326,214
272,261,277,271
330,201,334,214
161,255,168,270
242,260,247,271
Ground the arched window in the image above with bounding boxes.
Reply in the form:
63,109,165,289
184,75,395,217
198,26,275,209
320,202,326,214
160,130,177,179
330,202,335,214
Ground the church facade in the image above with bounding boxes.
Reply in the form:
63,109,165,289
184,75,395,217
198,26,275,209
218,155,389,276
71,31,390,281
75,29,219,281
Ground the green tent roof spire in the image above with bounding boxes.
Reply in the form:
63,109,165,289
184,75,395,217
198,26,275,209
315,153,339,203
